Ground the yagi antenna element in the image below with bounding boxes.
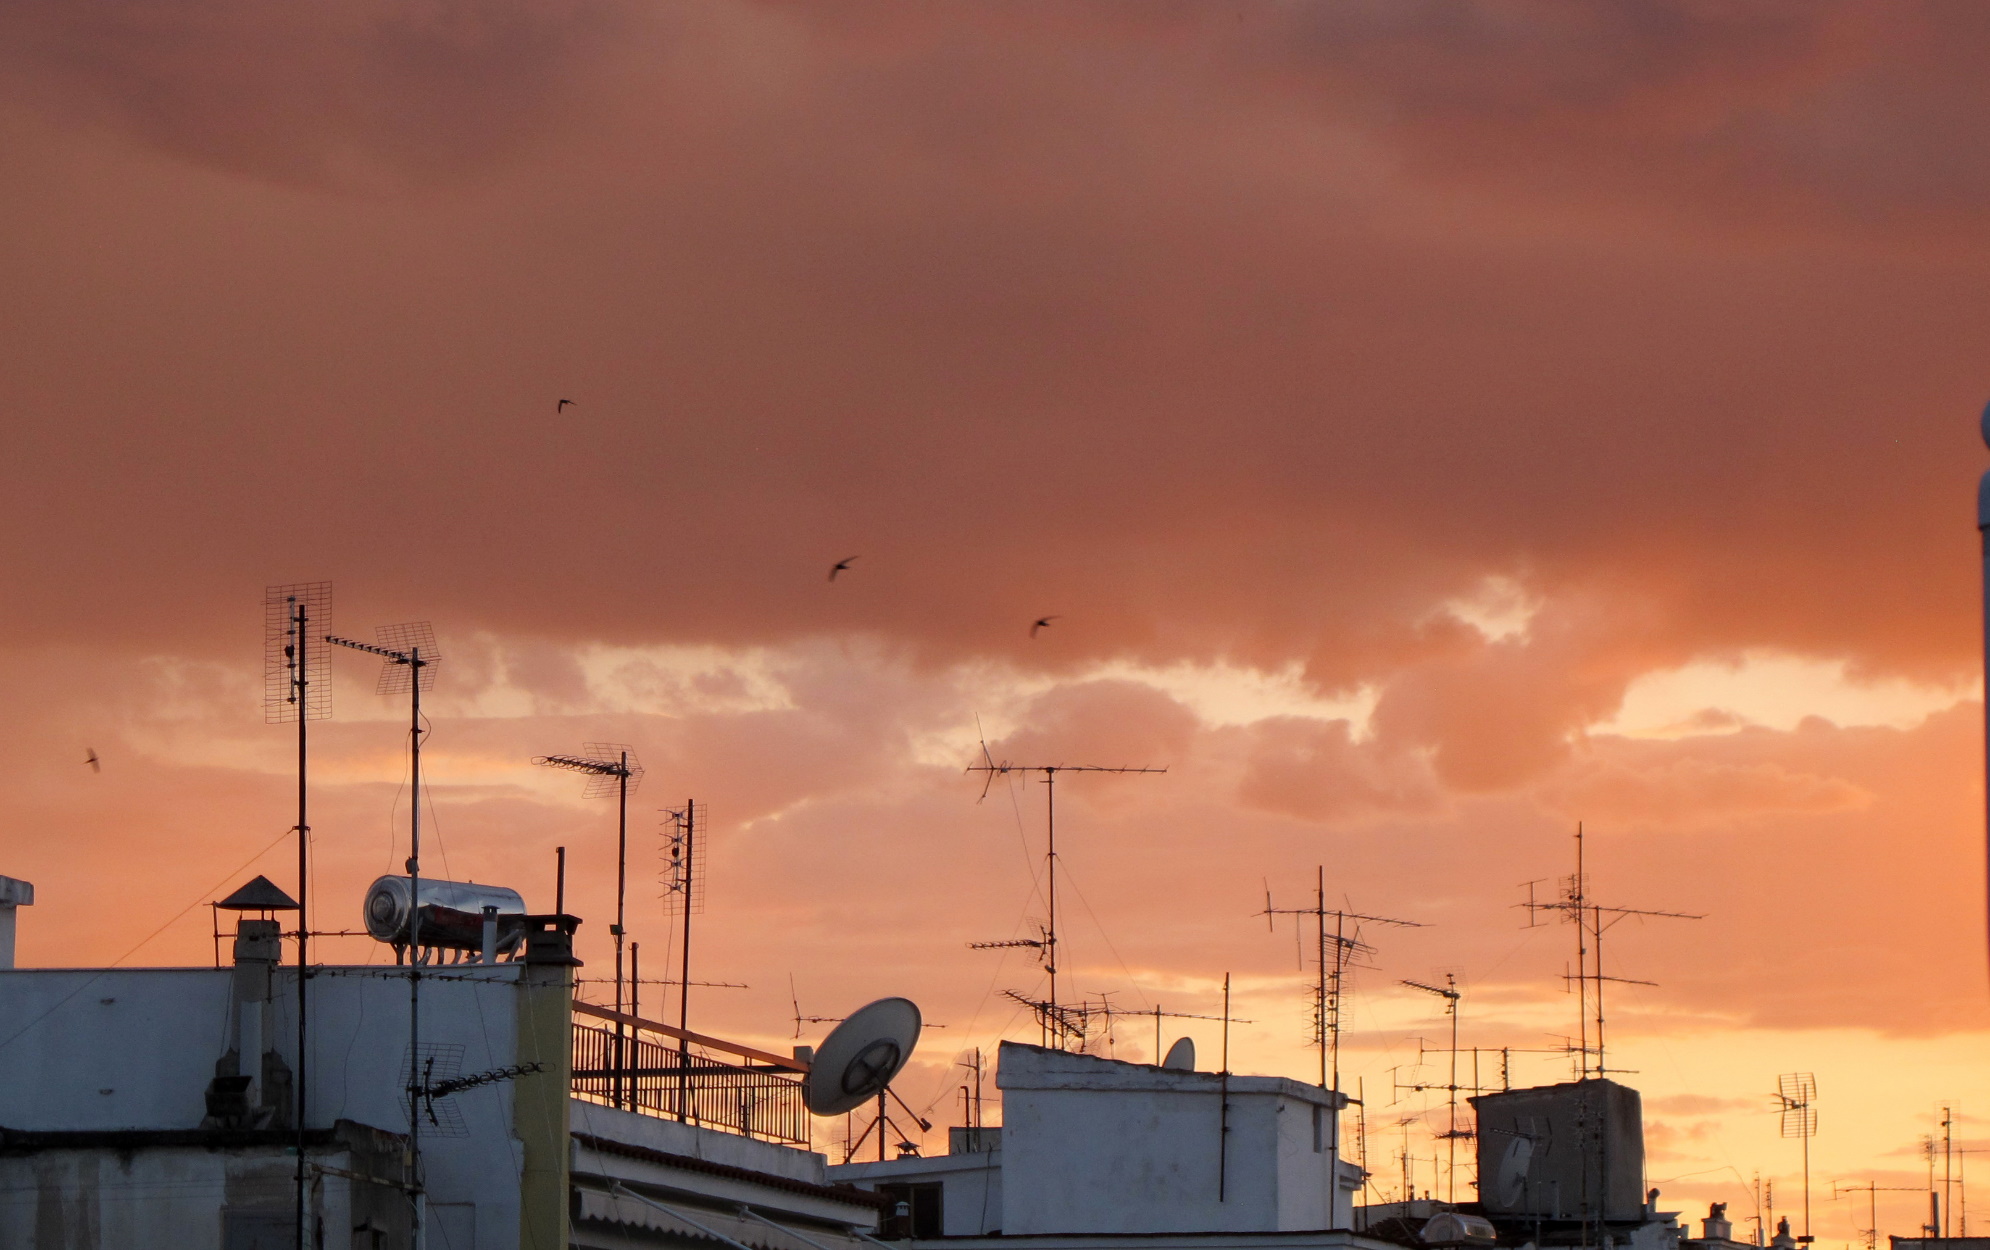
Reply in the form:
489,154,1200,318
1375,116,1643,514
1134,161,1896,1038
325,621,441,695
534,743,644,797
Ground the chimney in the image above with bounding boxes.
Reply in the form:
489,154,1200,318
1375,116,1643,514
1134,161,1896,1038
0,876,33,970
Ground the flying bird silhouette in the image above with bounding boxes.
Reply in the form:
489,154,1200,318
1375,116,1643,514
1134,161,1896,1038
1030,616,1059,638
85,748,100,773
556,398,575,413
828,556,858,582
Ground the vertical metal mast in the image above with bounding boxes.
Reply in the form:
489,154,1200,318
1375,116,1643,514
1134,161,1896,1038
659,799,704,1117
533,744,644,1108
328,622,439,1243
966,753,1166,1033
1978,400,1990,971
678,799,696,1118
1261,874,1419,1225
1400,976,1462,1201
264,582,330,1250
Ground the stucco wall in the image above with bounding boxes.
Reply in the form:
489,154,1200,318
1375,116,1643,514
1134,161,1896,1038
995,1042,1348,1236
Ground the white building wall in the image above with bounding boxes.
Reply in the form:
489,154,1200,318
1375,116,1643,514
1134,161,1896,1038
0,969,233,1130
0,1143,363,1249
830,1150,1004,1235
995,1042,1349,1236
0,964,529,1248
299,964,527,1244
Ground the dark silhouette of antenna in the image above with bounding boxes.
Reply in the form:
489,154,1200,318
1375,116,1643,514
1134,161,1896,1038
1520,824,1702,1080
660,799,705,1119
1262,869,1421,1231
326,620,438,1247
264,581,330,1250
1263,870,1422,1090
965,744,1165,1036
1777,1072,1819,1242
1399,974,1468,1202
789,976,845,1039
533,744,643,1108
1518,825,1701,1248
1835,1179,1923,1250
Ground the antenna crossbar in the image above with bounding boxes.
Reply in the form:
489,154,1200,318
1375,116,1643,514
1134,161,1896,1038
966,747,1167,1043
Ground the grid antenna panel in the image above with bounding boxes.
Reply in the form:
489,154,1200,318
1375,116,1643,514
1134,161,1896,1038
660,802,708,916
263,582,332,724
580,742,644,799
373,621,441,695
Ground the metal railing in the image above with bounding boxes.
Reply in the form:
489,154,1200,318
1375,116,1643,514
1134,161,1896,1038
571,1021,809,1145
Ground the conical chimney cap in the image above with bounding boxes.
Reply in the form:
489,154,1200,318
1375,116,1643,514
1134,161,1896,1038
216,875,299,911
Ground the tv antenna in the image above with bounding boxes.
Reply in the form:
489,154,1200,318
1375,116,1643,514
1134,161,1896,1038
965,743,1166,1037
1834,1180,1923,1250
1262,871,1422,1086
659,800,706,1119
789,976,845,1040
533,745,643,1108
1520,824,1702,1079
326,619,439,1245
1398,974,1469,1201
263,581,329,1250
1776,1072,1819,1243
1262,871,1420,1230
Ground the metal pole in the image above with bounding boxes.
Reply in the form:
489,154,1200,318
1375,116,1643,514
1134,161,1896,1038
1447,980,1458,1202
1979,400,1990,975
294,598,310,1250
678,800,695,1121
1045,770,1058,1027
407,646,424,1249
1575,825,1588,1079
630,941,641,1114
1594,904,1606,1076
555,846,566,917
1316,867,1328,1088
614,754,629,1109
1218,972,1231,1202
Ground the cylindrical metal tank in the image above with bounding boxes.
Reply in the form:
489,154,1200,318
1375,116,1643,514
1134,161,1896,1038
363,876,529,955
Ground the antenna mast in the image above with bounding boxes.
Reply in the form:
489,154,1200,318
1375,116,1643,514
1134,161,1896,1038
662,800,705,1119
966,748,1165,1036
327,621,439,1241
1521,825,1701,1079
533,744,644,1107
1399,975,1464,1201
1776,1073,1818,1242
264,581,330,1250
1262,870,1421,1229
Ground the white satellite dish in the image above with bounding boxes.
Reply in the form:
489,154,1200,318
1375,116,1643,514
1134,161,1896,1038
803,997,922,1116
1162,1037,1195,1071
1493,1134,1534,1206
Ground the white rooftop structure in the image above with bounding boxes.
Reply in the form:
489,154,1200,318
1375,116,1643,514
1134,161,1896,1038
830,1040,1369,1250
0,875,885,1250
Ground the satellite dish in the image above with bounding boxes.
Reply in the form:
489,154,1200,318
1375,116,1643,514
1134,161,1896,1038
1162,1037,1195,1071
1493,1134,1534,1206
804,997,922,1116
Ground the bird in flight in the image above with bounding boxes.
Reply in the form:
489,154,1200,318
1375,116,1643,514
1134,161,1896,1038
85,748,100,773
556,398,575,413
828,556,858,582
1030,616,1059,638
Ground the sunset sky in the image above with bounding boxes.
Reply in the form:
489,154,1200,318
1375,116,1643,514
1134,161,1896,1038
3,2,1989,1241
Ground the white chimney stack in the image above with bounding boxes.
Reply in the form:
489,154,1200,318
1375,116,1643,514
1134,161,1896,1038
0,876,34,970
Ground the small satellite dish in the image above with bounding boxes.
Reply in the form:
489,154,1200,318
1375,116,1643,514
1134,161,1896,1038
804,997,922,1116
1493,1134,1534,1206
1162,1037,1195,1071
